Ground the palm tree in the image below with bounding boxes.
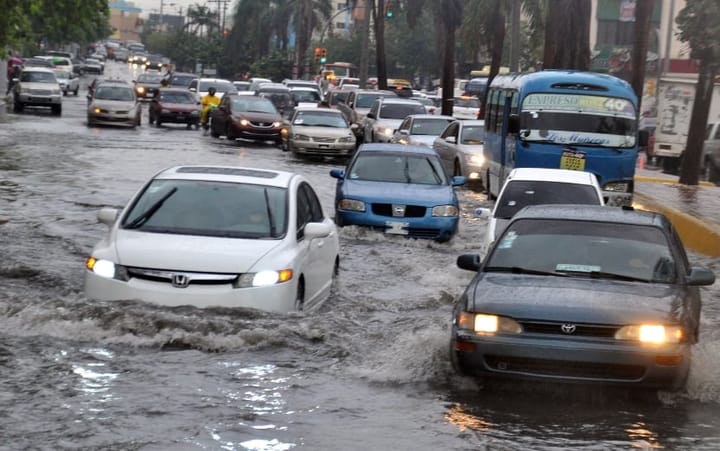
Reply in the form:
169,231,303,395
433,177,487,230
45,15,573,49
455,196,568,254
291,0,332,78
543,0,591,69
185,4,219,38
630,0,656,107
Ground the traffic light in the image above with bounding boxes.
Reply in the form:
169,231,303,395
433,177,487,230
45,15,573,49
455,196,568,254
314,47,322,63
320,48,327,64
385,0,394,18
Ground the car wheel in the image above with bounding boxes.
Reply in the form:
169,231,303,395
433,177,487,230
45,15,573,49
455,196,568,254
156,117,162,128
709,161,720,184
13,101,23,113
294,279,305,311
334,214,344,227
74,86,79,96
63,90,68,97
226,124,236,141
486,169,497,200
52,104,62,116
453,159,463,177
449,339,469,376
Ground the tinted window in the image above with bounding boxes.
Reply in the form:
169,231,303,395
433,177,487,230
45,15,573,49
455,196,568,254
494,180,601,219
94,86,135,101
486,218,676,283
231,97,277,114
349,153,448,185
123,180,288,239
411,118,454,135
379,103,426,119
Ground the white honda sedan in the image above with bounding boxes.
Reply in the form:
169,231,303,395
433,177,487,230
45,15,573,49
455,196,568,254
84,165,340,313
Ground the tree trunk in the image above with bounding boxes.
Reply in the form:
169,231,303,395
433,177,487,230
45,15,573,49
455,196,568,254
630,0,655,112
359,0,371,89
480,0,505,119
543,0,591,70
679,58,718,185
441,10,455,116
375,0,388,90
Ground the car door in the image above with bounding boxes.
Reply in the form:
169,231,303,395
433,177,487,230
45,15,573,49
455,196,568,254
392,117,412,143
211,95,231,131
295,182,335,308
434,122,459,172
363,100,380,141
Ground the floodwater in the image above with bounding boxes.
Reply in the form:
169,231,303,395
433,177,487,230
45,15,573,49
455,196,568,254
1,62,720,450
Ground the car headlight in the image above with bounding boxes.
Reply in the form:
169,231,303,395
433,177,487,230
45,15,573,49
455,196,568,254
293,133,310,141
161,109,170,114
240,118,250,126
338,199,365,212
615,324,685,344
234,269,293,288
20,87,30,93
92,107,104,114
456,312,522,335
604,182,630,192
52,89,61,95
272,121,282,128
136,86,145,94
432,205,459,217
469,154,485,166
377,127,394,136
339,135,355,143
85,257,129,281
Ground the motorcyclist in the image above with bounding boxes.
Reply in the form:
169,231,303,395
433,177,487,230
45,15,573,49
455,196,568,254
200,86,220,132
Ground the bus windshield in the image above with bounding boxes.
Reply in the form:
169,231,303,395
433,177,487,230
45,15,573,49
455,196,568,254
518,93,637,148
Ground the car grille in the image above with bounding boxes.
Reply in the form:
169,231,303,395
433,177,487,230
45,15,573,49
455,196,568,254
368,226,441,240
115,110,129,115
371,203,426,218
519,321,620,338
30,89,53,95
485,355,645,381
127,267,237,287
250,121,275,128
313,137,336,143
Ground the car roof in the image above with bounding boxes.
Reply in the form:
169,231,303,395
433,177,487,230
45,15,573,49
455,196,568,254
294,106,341,114
356,143,437,156
21,67,55,73
512,204,667,228
155,165,296,188
505,168,599,186
406,114,454,120
458,119,485,126
376,97,423,104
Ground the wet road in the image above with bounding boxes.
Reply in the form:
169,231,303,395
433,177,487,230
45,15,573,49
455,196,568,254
1,62,720,450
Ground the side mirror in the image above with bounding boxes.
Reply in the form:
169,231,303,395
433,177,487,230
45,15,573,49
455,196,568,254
366,112,375,119
444,136,457,144
304,221,332,239
687,267,716,286
97,207,119,226
457,254,481,272
508,113,520,134
350,124,359,131
399,130,409,136
329,168,345,180
452,176,467,186
189,87,197,92
475,207,492,218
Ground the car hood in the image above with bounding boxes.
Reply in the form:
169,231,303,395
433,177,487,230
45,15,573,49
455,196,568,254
468,273,690,324
22,82,59,90
233,111,280,122
373,119,403,130
408,135,437,147
113,230,281,273
90,99,137,109
292,125,353,139
159,102,200,112
343,179,455,205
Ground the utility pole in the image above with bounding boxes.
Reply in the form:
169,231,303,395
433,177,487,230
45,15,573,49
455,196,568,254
359,0,371,89
509,0,520,72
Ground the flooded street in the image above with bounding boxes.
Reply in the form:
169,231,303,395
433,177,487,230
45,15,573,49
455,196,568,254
2,62,720,450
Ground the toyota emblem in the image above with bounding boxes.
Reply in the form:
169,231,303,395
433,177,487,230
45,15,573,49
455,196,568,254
560,324,577,334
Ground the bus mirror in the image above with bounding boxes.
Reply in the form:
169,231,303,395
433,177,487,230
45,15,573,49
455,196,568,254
508,114,520,134
638,130,649,147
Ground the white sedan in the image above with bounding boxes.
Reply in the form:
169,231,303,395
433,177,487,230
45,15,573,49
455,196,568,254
84,165,340,313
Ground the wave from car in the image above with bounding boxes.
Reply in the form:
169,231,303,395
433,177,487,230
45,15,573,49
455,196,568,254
84,165,340,313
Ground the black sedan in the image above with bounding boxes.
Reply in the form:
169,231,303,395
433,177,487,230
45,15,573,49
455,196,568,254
450,204,715,391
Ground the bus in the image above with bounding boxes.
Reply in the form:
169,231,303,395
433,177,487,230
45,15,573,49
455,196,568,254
321,62,357,79
483,70,639,206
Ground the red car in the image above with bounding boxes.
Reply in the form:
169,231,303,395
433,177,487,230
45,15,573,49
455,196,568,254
148,88,201,129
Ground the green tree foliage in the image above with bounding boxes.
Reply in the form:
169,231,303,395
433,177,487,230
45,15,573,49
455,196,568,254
676,0,720,185
1,0,110,55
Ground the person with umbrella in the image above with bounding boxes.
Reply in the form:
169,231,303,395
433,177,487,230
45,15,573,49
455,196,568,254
6,51,23,94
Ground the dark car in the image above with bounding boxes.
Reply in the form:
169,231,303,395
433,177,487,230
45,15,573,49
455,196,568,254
148,88,201,129
209,95,283,145
133,72,164,100
450,204,715,391
167,71,197,88
255,83,293,118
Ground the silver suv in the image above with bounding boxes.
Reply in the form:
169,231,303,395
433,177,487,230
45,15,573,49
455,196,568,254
12,67,63,115
361,97,427,143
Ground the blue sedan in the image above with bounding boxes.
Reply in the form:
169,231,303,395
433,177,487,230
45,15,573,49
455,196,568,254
451,204,715,391
329,143,466,242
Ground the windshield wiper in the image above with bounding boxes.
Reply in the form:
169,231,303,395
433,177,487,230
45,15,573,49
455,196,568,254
556,269,650,283
484,266,568,277
263,188,277,237
403,157,411,183
426,158,442,183
125,187,178,229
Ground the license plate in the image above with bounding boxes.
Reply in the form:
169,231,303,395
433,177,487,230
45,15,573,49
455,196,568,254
318,144,329,149
560,149,586,171
385,221,409,235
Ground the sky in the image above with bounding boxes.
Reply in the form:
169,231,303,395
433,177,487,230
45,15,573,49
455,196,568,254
126,0,238,18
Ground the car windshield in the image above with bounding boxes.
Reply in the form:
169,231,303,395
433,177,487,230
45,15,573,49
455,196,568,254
411,118,453,135
21,71,56,83
486,218,677,284
199,80,236,93
454,97,480,108
138,73,163,83
231,96,277,114
159,91,196,104
86,59,100,64
356,93,385,108
122,180,288,239
349,153,448,185
460,125,485,144
54,71,69,80
94,86,135,101
494,180,601,219
292,110,348,127
379,103,426,119
171,75,196,87
259,92,292,108
291,90,321,103
329,91,349,105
